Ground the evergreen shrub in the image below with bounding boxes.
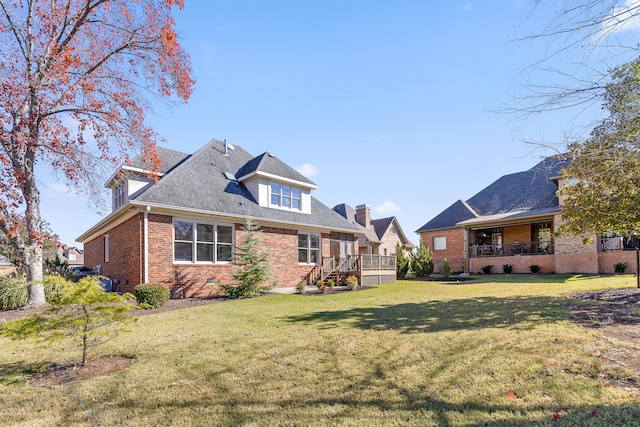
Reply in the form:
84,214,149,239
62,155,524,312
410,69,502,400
134,283,170,308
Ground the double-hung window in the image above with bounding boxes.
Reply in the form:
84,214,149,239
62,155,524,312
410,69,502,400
298,232,320,264
270,182,302,210
174,220,233,263
114,183,125,209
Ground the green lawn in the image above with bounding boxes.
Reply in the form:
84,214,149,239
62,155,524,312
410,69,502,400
1,274,639,426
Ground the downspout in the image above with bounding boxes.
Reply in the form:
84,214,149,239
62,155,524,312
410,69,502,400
144,206,150,284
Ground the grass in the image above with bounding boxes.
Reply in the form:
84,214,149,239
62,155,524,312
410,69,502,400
1,274,639,426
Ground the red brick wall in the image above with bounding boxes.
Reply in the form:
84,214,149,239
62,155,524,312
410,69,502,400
84,214,143,292
85,213,355,297
419,228,466,273
469,254,555,274
503,224,530,245
144,218,325,297
598,251,638,274
553,215,599,274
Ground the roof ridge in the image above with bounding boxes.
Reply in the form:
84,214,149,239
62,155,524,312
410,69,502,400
460,199,479,217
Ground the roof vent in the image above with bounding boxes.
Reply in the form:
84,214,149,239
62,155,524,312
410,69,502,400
224,139,235,156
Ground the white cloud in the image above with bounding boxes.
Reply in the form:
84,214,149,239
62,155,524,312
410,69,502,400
600,0,640,36
373,200,400,215
295,163,318,178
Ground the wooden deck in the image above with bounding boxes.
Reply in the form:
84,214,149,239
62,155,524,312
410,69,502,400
303,255,396,287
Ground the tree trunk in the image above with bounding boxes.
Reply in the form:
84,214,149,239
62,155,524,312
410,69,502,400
23,147,46,307
25,243,45,306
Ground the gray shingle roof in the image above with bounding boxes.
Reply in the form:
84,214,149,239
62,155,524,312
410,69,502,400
236,152,316,186
416,200,478,232
416,155,567,232
132,139,359,232
128,146,190,174
371,217,394,240
332,203,380,243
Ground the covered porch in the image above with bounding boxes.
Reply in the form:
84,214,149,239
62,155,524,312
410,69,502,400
465,218,556,274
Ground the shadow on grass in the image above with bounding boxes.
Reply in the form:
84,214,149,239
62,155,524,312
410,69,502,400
106,373,639,427
0,360,49,386
446,274,611,285
285,295,570,333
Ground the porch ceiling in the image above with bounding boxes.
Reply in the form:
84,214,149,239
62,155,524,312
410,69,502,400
457,207,560,229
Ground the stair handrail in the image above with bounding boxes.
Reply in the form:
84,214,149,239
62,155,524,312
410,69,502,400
321,257,335,280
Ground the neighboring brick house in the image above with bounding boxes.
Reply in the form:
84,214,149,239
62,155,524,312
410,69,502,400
333,203,415,257
77,139,394,297
416,155,639,275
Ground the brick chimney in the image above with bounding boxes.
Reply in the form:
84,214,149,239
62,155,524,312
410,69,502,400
355,204,371,229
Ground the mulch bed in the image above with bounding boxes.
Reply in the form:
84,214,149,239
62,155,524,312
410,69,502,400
26,356,135,387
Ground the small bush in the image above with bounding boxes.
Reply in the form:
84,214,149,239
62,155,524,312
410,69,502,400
346,276,359,290
315,279,324,289
0,276,27,310
529,264,541,274
482,265,493,274
614,262,627,273
503,264,514,273
296,281,306,295
0,275,70,310
134,283,170,308
327,279,335,288
440,258,452,278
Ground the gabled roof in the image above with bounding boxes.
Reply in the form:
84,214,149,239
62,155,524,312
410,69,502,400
416,155,567,232
106,146,190,188
79,139,359,242
371,217,416,250
333,203,415,249
236,152,317,188
371,217,394,240
332,203,379,243
127,146,190,175
416,199,478,232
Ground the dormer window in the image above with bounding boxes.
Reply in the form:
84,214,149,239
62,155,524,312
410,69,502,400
114,182,126,209
270,182,301,210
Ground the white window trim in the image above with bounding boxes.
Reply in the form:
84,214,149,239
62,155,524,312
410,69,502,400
104,234,110,262
173,218,235,264
298,232,321,265
269,181,303,211
114,182,126,210
433,236,446,251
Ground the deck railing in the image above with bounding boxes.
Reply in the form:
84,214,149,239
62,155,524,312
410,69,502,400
303,255,395,285
469,241,554,258
361,254,395,270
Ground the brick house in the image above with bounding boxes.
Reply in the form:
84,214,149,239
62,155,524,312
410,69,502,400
78,139,395,296
333,203,415,257
416,155,640,275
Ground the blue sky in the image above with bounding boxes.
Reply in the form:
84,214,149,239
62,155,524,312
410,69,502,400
40,1,613,247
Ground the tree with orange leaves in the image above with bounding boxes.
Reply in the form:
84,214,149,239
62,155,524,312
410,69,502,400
0,0,193,306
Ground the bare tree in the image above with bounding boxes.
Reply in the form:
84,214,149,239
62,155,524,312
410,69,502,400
512,1,640,124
